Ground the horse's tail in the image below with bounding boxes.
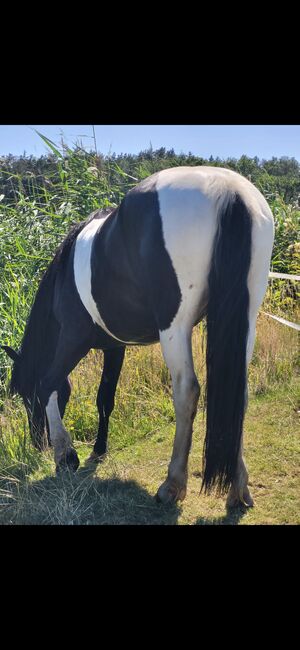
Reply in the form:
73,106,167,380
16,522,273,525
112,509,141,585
201,192,252,495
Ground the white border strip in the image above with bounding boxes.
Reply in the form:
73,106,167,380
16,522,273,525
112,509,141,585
269,272,300,281
261,311,300,332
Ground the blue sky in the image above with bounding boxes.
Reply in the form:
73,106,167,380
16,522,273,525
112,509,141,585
0,125,300,161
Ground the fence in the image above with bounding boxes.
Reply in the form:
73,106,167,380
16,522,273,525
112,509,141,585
261,272,300,332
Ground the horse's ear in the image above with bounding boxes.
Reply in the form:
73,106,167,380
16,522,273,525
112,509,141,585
1,346,20,363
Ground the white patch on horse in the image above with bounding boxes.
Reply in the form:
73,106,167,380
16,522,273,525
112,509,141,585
45,391,71,446
156,166,274,332
156,168,219,331
73,215,133,344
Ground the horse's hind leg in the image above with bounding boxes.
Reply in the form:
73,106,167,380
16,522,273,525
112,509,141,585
156,327,200,504
89,346,125,462
225,428,254,508
40,328,92,472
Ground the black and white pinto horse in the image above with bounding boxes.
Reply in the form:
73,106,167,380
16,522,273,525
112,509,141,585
2,167,274,507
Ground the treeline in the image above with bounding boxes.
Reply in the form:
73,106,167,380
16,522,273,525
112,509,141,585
1,148,300,206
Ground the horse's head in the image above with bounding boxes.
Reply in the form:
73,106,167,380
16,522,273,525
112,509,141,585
1,345,48,450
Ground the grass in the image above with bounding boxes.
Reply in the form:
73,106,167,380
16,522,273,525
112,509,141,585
0,380,298,525
0,316,299,525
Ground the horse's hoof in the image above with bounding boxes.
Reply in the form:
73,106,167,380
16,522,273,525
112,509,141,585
87,451,106,464
156,479,186,505
226,485,254,509
242,487,254,508
56,448,80,474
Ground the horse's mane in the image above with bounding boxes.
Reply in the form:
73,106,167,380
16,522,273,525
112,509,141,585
10,218,89,399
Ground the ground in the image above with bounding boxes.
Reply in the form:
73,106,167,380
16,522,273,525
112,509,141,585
0,380,299,525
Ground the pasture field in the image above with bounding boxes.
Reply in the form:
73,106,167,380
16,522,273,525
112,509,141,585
0,140,299,524
0,316,299,525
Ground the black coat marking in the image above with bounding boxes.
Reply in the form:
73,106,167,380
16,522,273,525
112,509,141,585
91,177,182,342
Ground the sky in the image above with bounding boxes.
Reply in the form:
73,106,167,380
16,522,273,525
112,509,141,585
0,125,300,161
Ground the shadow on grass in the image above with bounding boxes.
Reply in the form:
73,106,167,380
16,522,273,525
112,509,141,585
0,456,249,526
194,505,249,526
0,464,181,525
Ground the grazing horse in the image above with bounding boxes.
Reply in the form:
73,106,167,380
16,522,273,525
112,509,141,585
2,166,274,507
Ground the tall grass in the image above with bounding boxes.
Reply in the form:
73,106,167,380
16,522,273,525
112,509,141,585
0,138,136,394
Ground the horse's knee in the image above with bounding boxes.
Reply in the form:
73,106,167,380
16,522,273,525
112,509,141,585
97,395,114,419
58,378,71,417
39,378,54,409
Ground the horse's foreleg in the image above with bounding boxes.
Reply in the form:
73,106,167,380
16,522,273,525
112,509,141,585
46,377,72,447
45,390,80,471
41,329,92,472
156,327,200,504
57,377,72,418
89,346,125,462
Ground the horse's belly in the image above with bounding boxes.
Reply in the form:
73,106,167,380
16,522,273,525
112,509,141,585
74,223,157,344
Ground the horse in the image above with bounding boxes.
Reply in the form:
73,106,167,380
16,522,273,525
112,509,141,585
2,166,274,507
